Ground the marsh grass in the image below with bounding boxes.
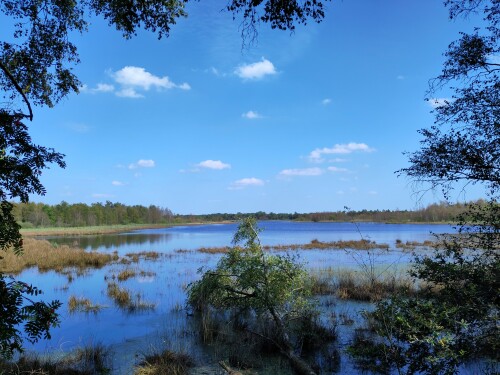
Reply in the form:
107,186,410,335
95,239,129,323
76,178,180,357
194,239,389,254
125,251,161,263
0,238,119,274
0,343,111,374
134,350,194,375
395,239,436,250
117,268,137,281
68,296,104,314
106,282,155,312
310,268,418,301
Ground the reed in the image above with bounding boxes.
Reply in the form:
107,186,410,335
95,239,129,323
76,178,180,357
193,239,390,254
309,268,418,301
117,268,137,281
21,223,168,237
68,295,104,314
106,282,155,312
134,350,194,375
0,343,111,374
125,251,161,263
0,238,119,274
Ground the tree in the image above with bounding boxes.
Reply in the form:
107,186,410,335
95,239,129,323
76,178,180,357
350,1,500,373
0,0,331,358
187,218,320,375
399,0,500,199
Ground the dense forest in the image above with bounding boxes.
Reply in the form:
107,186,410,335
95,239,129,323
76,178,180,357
13,200,479,228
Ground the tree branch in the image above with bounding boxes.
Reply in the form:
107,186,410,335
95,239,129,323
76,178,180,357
0,61,33,121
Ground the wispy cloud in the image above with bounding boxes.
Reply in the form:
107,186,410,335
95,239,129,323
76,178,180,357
428,97,452,108
112,180,125,186
235,58,277,80
309,142,375,162
327,166,349,173
80,83,115,94
66,122,90,133
279,167,323,177
128,159,156,169
322,98,332,105
397,75,405,80
229,177,264,190
197,160,231,170
242,110,262,119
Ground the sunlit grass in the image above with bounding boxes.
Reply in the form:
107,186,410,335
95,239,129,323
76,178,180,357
134,350,194,375
106,282,155,312
0,238,119,274
309,267,418,302
68,295,104,314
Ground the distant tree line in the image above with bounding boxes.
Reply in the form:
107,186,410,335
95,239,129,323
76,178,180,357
13,201,173,228
12,200,483,228
175,201,477,224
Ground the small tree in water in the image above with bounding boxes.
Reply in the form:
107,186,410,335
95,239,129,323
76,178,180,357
187,218,321,375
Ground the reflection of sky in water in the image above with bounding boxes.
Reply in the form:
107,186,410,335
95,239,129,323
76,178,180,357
19,222,456,374
42,221,455,255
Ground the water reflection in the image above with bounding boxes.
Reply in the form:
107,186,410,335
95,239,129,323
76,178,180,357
40,233,174,251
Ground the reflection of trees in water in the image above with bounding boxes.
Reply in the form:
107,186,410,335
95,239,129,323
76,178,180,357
44,233,173,251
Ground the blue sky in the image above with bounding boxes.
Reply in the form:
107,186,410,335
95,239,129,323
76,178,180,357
27,0,485,214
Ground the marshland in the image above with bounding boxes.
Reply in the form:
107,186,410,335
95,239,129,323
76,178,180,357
1,220,454,374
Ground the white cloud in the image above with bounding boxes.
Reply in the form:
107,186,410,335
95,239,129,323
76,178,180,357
428,97,452,108
128,159,156,169
116,87,144,98
368,190,378,195
242,110,262,119
309,142,375,162
112,180,125,186
329,158,348,163
197,160,231,170
81,83,115,94
322,98,332,105
235,58,277,80
279,167,323,177
229,177,264,190
327,166,349,173
111,66,190,98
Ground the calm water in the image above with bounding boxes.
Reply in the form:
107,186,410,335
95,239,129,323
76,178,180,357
19,222,455,374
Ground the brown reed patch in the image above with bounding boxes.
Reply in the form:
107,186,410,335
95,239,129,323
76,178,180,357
125,251,161,263
117,268,137,281
395,239,436,250
193,239,389,255
0,238,119,274
68,295,104,314
134,350,194,375
106,282,155,312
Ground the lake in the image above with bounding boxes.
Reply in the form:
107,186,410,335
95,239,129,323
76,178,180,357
18,221,454,374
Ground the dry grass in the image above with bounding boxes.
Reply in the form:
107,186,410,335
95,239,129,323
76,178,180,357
0,344,111,374
310,268,418,302
117,268,137,281
68,296,104,314
395,239,436,250
106,282,155,312
193,239,390,254
134,350,194,375
125,251,161,263
0,238,119,274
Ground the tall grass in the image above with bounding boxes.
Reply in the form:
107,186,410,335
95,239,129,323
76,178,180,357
0,238,119,274
134,350,194,375
68,296,104,314
0,343,111,374
195,239,389,254
20,223,168,237
309,267,418,301
106,282,155,312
